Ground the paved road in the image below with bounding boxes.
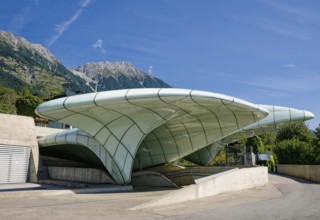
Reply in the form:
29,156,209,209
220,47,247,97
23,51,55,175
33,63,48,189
0,174,319,220
156,174,320,220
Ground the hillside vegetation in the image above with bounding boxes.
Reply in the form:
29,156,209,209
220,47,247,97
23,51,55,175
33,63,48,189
0,31,172,98
0,31,92,97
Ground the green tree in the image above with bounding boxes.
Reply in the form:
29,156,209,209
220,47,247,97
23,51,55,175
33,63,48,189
274,123,318,164
16,94,42,117
260,132,276,151
314,125,320,144
276,123,313,143
246,135,265,154
274,138,313,164
0,86,17,114
312,125,320,164
210,147,226,165
21,87,31,96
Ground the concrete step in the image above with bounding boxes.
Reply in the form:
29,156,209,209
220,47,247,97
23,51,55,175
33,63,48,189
39,179,89,188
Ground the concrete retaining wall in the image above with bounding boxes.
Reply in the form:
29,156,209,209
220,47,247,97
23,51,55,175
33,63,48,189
133,166,268,209
46,166,115,184
35,127,63,137
0,113,39,182
131,171,178,188
165,166,234,186
277,164,320,183
148,165,234,186
41,156,93,168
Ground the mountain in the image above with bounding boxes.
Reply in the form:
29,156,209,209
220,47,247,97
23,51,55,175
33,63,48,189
0,30,92,97
70,61,171,91
0,30,172,97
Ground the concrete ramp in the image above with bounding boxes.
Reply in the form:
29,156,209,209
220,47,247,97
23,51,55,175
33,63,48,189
133,166,268,209
131,171,179,188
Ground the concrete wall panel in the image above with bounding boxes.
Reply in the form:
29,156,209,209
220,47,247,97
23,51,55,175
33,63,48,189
0,113,39,182
277,164,320,183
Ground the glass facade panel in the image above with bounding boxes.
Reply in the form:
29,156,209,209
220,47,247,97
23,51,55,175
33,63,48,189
36,88,314,184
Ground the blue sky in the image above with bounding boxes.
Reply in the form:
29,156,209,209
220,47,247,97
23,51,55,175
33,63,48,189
0,0,319,129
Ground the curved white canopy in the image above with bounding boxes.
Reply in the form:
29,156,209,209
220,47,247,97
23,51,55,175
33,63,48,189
36,88,269,184
185,105,315,165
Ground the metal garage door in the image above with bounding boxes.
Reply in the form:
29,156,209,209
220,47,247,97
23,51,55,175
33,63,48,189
0,145,31,183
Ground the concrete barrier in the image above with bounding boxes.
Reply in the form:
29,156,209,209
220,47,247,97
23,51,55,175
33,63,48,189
131,171,178,188
133,166,268,209
0,114,39,182
277,164,320,183
46,166,115,184
0,184,133,199
148,165,234,186
35,127,64,137
164,166,233,186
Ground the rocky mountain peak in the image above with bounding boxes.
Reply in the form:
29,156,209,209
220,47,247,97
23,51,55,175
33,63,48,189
70,61,145,79
70,61,171,91
0,30,56,63
0,30,171,95
0,30,92,96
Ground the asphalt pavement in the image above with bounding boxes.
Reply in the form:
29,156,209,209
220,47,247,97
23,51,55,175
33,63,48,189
0,174,319,220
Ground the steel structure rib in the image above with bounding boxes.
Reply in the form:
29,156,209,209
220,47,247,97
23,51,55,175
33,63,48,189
185,104,315,165
36,88,274,184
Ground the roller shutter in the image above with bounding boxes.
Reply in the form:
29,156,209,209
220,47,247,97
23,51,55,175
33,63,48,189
0,145,31,183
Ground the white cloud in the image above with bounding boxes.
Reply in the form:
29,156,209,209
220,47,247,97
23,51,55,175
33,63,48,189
148,65,153,75
284,64,296,68
80,0,92,7
46,0,93,46
237,72,320,93
8,8,31,34
92,39,106,54
264,0,320,22
264,0,303,18
256,18,309,40
250,1,320,41
8,0,40,34
33,0,40,5
92,39,103,48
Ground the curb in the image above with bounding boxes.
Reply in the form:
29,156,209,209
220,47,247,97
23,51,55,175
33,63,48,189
0,185,133,199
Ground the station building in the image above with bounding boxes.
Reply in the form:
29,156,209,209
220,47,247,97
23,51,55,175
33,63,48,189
0,88,314,184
